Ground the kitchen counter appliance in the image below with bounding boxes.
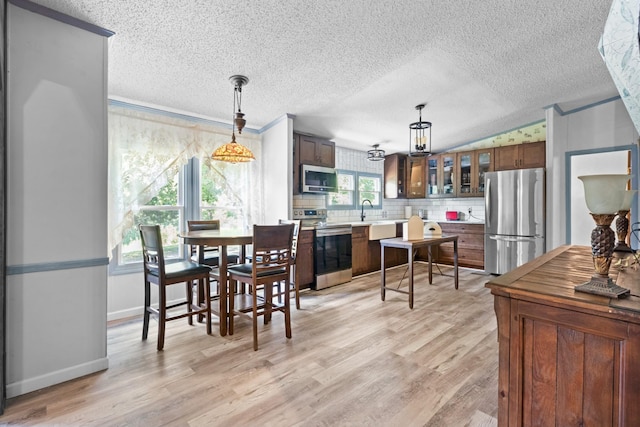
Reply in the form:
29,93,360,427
313,224,352,289
292,209,353,289
484,167,545,275
301,164,338,194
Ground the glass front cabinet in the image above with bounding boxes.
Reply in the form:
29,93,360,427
455,148,494,197
407,156,426,198
427,153,457,198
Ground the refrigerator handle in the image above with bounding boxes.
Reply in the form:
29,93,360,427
486,178,491,224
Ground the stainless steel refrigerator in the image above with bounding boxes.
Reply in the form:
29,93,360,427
484,167,545,275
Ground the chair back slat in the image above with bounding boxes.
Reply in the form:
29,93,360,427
139,225,165,275
252,224,294,276
187,220,221,257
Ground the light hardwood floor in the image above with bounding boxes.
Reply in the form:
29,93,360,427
0,264,499,426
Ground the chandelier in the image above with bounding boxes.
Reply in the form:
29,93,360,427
367,144,385,161
409,103,432,157
212,75,256,163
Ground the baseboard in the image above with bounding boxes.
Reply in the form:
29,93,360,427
107,296,187,322
7,357,109,398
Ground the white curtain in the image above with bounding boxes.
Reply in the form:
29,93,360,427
108,102,262,253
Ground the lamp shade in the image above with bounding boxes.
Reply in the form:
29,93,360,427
578,174,630,214
620,189,637,211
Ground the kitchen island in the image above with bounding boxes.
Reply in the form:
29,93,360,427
486,245,640,426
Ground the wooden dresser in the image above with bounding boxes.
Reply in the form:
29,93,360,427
486,245,640,426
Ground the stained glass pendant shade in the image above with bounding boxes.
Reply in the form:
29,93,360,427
212,75,255,163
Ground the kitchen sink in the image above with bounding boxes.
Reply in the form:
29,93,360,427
367,221,397,240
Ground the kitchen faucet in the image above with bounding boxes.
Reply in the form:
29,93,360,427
360,199,373,221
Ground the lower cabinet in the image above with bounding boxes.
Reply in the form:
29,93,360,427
487,246,640,426
352,225,407,276
417,222,484,269
296,229,314,289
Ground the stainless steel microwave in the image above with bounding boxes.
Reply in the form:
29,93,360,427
301,164,338,193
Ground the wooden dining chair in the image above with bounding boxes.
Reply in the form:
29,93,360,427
139,224,212,350
277,219,302,309
227,223,295,351
187,220,240,267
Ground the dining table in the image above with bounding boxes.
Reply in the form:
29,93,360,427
180,228,252,336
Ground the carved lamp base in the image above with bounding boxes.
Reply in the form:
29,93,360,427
574,213,630,299
575,275,630,298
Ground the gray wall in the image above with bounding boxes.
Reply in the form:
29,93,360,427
6,2,110,397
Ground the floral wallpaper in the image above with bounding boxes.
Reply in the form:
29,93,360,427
600,0,640,134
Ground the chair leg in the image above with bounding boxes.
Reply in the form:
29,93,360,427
293,265,301,310
142,280,151,340
252,287,259,351
284,281,292,340
158,284,167,351
265,283,273,324
186,281,194,326
204,276,212,335
229,278,236,336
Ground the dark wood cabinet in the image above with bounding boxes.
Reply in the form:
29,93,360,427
352,224,408,276
296,229,314,289
383,153,407,199
351,226,370,276
430,222,484,269
293,133,336,194
456,148,493,197
384,154,426,199
297,134,335,168
426,153,456,198
494,141,545,171
486,246,640,427
407,156,426,198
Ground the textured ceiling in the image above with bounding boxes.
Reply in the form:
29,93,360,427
29,0,620,154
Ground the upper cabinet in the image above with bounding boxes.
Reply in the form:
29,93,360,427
297,133,335,168
494,141,545,171
382,144,541,200
407,156,426,198
293,133,336,194
456,148,494,197
426,153,456,198
384,153,407,199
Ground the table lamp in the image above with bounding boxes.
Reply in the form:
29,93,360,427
613,190,637,253
576,174,631,298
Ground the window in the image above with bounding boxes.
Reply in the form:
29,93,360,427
327,170,382,210
108,101,262,274
357,172,383,207
200,158,250,230
327,170,356,209
118,171,184,265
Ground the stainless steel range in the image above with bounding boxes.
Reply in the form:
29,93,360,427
293,209,353,289
293,209,327,227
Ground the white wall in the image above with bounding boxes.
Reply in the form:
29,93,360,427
6,3,110,396
261,114,294,224
546,98,639,251
569,151,630,246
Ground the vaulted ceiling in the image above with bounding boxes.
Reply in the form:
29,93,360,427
29,0,620,154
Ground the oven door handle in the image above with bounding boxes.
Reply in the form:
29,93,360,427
316,228,352,237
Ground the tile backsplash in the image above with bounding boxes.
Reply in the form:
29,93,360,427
292,146,486,223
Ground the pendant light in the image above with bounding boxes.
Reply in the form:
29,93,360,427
212,75,256,163
409,103,432,157
367,144,386,161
